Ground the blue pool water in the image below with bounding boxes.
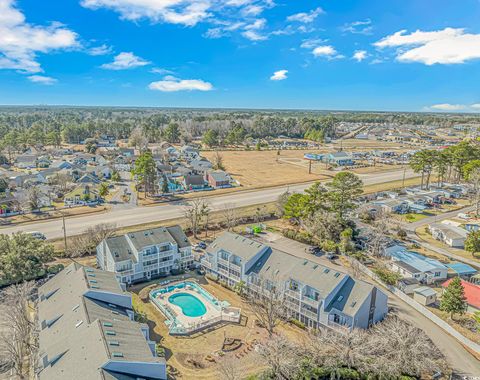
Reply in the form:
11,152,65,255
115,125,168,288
168,293,207,317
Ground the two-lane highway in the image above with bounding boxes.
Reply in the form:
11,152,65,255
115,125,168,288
0,168,418,239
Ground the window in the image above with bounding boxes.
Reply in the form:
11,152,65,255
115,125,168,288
434,272,441,277
105,330,116,336
109,341,120,346
112,352,124,358
103,322,113,327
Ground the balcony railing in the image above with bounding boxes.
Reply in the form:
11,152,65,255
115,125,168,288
218,258,230,266
300,308,318,320
301,296,320,308
201,259,212,269
285,289,301,299
327,320,351,331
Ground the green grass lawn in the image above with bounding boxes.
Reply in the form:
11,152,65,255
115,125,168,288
403,213,430,223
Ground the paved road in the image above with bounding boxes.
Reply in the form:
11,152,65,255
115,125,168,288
404,205,475,232
256,233,480,377
0,168,417,240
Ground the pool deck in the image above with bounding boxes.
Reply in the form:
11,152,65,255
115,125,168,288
154,286,223,330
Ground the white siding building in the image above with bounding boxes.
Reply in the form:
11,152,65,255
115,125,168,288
201,232,388,330
97,226,192,284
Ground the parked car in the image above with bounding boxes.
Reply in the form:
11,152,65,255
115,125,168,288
197,241,207,249
27,231,46,240
325,253,338,260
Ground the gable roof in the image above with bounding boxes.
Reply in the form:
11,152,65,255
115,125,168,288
206,232,267,262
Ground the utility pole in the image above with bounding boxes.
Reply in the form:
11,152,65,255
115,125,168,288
62,212,67,254
402,165,407,190
308,159,312,174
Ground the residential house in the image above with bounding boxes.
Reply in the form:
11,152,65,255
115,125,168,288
429,222,468,248
77,173,101,185
206,170,231,188
64,184,99,206
15,154,37,169
189,158,213,175
96,225,193,284
374,199,409,214
397,278,421,294
446,262,478,279
413,286,437,306
442,279,480,313
201,232,388,330
36,263,166,380
180,145,199,161
183,174,206,190
385,245,448,284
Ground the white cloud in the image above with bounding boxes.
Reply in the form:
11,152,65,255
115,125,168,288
81,0,211,27
101,52,150,70
429,103,467,111
374,27,480,65
150,67,174,75
149,76,213,92
0,0,78,73
88,44,113,56
341,19,373,35
270,69,287,80
27,75,57,85
241,18,267,41
312,45,343,59
300,38,326,49
471,104,480,110
241,4,264,16
353,50,367,62
287,7,324,23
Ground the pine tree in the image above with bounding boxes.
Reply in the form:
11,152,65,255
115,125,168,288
440,277,467,320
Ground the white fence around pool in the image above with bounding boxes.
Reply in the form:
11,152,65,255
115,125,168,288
149,280,241,336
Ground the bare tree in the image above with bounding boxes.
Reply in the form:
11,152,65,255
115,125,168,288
216,356,242,380
222,203,238,231
365,316,447,378
245,275,285,337
467,167,480,217
49,172,72,194
129,126,149,152
67,223,116,257
212,151,225,171
184,198,210,239
257,334,302,380
0,282,36,380
308,327,369,371
24,186,43,212
276,190,290,217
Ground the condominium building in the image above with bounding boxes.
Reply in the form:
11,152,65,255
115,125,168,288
201,232,388,330
96,225,192,284
36,263,166,380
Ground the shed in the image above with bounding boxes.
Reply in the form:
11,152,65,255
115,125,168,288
413,286,437,306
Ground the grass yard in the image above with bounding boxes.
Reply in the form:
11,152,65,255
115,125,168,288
131,278,308,380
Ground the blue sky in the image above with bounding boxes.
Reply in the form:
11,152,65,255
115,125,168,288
1,0,480,112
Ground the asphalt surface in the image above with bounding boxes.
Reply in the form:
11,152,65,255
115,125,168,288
0,168,417,240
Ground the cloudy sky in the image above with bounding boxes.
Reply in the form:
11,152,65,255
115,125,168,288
0,0,480,111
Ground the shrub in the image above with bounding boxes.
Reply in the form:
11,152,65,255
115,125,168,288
373,266,401,286
289,318,306,329
155,344,165,357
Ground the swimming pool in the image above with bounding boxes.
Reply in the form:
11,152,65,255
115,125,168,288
168,293,207,317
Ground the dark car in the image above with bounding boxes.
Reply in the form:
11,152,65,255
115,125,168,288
197,241,207,249
306,246,321,254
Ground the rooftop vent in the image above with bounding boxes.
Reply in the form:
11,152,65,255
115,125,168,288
105,330,116,336
103,322,113,327
337,296,344,302
112,352,124,358
109,341,120,346
334,272,340,278
324,268,330,273
350,301,357,307
75,320,83,328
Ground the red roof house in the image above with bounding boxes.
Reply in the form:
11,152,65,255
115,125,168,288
442,279,480,311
